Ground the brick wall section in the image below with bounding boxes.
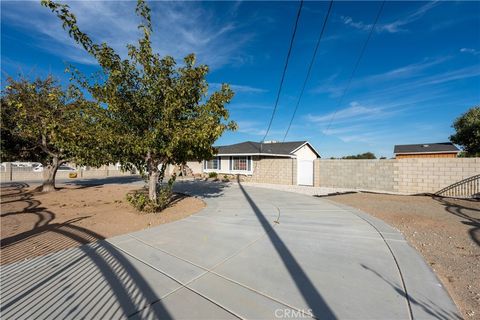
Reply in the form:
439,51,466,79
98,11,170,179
393,158,480,193
244,156,296,185
314,159,396,192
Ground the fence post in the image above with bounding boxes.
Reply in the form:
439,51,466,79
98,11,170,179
6,162,12,182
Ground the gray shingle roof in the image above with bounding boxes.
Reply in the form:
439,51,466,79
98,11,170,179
394,142,459,154
215,141,318,157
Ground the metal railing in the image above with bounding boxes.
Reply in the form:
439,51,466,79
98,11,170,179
435,174,480,199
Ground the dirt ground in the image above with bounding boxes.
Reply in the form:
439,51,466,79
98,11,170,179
0,183,205,265
326,192,480,319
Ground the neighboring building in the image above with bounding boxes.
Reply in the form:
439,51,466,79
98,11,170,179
187,141,320,186
394,142,460,159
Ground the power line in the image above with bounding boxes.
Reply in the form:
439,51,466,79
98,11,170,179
283,0,334,142
324,0,386,135
261,0,304,143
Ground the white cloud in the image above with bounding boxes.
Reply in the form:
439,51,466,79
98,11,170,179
310,72,343,97
460,48,480,55
311,56,476,100
211,83,267,94
235,121,268,136
368,65,480,101
230,84,267,94
306,100,415,142
1,1,253,69
235,120,285,137
342,1,440,34
306,89,470,148
363,56,449,82
340,16,371,32
307,101,385,124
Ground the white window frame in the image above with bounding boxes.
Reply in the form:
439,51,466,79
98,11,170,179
229,156,252,174
204,157,220,171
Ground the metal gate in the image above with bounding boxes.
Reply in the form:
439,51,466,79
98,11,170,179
297,159,314,186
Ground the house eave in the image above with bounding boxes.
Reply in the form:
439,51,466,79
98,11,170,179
395,151,460,155
289,142,321,158
215,153,295,158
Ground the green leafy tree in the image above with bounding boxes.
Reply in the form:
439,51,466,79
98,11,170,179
342,152,376,159
42,0,236,202
450,106,480,157
1,76,111,192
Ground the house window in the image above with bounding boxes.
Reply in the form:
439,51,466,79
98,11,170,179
230,156,251,171
204,157,220,170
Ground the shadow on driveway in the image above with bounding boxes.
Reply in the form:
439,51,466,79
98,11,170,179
237,180,336,319
0,183,172,319
361,264,461,320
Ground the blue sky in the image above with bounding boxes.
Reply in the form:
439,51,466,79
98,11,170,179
2,1,479,158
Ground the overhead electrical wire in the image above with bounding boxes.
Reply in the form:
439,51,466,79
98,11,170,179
324,0,386,135
283,0,334,141
261,0,304,143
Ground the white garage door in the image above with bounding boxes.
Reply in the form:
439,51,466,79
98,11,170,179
297,160,314,186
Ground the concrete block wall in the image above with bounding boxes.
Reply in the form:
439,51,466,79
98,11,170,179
314,159,396,192
246,156,296,185
1,168,135,183
313,158,480,194
3,158,477,195
393,158,480,194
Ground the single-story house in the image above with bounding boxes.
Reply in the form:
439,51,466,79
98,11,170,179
189,141,320,186
394,142,460,159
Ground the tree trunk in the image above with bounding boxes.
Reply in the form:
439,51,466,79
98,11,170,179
41,157,60,192
148,170,160,201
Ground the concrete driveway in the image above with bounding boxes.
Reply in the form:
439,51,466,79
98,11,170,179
1,181,460,319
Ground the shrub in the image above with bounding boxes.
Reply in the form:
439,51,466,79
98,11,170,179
208,172,218,178
126,180,174,213
222,175,230,182
126,192,150,212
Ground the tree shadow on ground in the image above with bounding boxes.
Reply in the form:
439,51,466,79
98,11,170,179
360,263,462,320
1,182,35,203
237,178,336,319
172,179,230,199
0,183,172,319
63,175,144,188
0,183,56,230
432,196,480,246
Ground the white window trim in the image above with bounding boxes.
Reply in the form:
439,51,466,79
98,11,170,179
229,156,253,174
203,157,221,171
202,156,254,175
